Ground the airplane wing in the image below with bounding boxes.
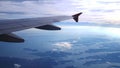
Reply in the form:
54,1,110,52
0,12,82,42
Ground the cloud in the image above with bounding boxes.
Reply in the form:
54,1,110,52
98,0,120,4
0,1,60,18
0,0,79,19
89,9,114,13
0,0,120,25
70,0,120,24
0,0,39,2
53,42,72,51
0,12,25,14
14,64,21,68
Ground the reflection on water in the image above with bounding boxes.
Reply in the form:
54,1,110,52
0,26,120,68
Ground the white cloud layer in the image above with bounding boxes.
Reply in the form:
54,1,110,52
0,0,120,25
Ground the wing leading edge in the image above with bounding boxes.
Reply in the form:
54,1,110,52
0,12,82,43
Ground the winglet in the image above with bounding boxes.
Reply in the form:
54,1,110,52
72,12,82,22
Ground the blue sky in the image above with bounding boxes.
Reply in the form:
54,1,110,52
0,0,120,25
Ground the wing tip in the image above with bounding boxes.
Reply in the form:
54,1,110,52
72,12,83,22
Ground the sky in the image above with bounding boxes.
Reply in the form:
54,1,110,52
0,0,120,25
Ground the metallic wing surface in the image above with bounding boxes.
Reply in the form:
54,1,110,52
0,12,82,42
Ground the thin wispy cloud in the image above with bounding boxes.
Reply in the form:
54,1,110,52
0,0,119,25
0,0,39,2
14,64,21,68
